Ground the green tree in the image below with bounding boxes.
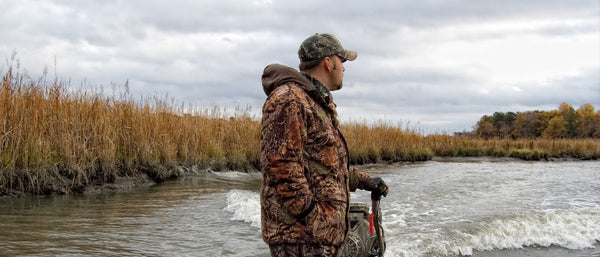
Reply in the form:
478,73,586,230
558,102,577,138
512,111,539,139
492,112,517,138
593,111,600,138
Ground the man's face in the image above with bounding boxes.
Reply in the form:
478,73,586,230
329,55,346,91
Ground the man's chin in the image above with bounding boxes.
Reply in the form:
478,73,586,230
332,83,343,91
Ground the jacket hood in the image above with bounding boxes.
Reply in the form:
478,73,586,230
262,63,333,112
261,63,314,96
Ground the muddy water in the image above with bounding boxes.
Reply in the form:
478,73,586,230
1,159,599,257
1,172,266,256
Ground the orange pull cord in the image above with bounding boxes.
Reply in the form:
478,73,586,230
369,212,375,234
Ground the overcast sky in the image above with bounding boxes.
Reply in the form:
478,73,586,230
2,0,599,134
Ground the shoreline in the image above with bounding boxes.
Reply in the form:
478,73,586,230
431,156,587,162
3,156,597,198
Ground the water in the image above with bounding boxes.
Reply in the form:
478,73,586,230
1,159,599,257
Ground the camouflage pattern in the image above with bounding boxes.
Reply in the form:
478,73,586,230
260,63,371,248
298,33,358,62
269,244,340,257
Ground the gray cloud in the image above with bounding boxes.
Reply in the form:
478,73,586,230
1,0,598,134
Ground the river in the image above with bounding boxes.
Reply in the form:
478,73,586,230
1,159,599,257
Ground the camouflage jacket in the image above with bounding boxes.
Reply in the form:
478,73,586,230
260,63,371,246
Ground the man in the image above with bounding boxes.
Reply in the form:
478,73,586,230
260,33,389,257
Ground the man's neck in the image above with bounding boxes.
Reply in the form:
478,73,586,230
301,72,331,104
304,70,333,91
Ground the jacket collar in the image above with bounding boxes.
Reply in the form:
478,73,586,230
301,72,331,105
262,63,333,112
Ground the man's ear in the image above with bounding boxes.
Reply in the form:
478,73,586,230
323,56,333,72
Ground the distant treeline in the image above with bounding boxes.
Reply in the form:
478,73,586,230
470,103,600,139
1,65,599,195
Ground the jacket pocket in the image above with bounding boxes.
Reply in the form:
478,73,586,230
304,201,347,245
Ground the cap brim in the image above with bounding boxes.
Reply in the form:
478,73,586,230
342,49,357,61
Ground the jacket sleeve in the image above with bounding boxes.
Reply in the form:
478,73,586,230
348,166,371,192
261,88,314,217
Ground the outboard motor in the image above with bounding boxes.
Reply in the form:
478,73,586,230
341,202,385,257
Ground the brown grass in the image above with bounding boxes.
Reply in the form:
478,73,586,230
1,66,598,195
340,121,433,163
1,67,260,194
425,134,600,160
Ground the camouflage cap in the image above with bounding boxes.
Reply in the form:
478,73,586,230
298,33,357,62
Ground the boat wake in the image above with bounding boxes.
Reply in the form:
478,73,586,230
224,189,261,229
224,190,599,256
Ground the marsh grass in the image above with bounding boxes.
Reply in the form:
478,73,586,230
1,67,260,194
1,66,599,195
340,121,433,163
425,134,600,160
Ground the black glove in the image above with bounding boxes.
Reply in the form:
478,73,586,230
367,177,389,200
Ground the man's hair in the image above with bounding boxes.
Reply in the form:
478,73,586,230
299,55,342,71
299,57,324,71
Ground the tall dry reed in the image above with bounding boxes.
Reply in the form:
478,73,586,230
425,134,600,160
1,67,260,194
340,121,433,163
1,66,598,195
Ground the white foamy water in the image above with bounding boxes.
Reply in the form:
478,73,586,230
222,191,599,256
225,189,262,229
222,160,600,257
384,209,600,256
465,210,600,251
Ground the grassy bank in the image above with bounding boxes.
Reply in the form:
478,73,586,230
341,122,434,163
425,135,600,160
1,68,260,195
1,68,599,195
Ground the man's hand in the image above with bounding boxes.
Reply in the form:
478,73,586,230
366,177,389,200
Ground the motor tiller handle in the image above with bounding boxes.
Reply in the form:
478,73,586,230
371,191,384,257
